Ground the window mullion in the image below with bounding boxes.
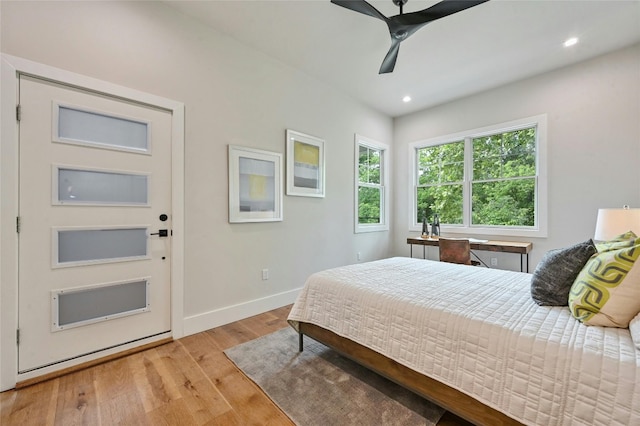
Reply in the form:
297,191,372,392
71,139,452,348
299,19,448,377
359,182,380,189
463,137,472,227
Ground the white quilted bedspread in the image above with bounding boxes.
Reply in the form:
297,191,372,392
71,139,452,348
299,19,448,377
287,257,640,426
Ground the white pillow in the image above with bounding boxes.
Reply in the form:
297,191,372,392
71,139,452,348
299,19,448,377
629,312,640,350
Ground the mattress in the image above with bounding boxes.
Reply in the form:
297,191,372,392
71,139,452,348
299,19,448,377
288,257,639,426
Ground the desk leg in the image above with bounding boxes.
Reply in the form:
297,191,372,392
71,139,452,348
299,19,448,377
423,245,426,259
410,244,413,258
471,251,490,268
521,254,530,273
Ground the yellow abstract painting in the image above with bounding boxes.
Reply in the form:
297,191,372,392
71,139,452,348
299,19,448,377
249,174,268,200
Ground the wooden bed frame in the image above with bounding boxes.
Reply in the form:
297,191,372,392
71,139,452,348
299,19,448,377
298,322,523,426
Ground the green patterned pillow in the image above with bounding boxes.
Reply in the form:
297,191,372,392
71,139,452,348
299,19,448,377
569,239,640,327
596,230,637,252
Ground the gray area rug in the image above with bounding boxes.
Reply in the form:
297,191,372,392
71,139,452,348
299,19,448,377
224,327,445,426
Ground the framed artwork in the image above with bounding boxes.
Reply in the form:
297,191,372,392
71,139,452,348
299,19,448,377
228,145,283,223
286,129,325,197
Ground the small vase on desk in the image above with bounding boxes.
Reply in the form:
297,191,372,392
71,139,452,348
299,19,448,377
421,217,429,238
431,214,440,237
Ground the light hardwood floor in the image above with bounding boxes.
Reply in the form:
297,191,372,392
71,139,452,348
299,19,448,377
0,305,470,426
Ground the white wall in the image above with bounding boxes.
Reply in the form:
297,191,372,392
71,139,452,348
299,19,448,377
2,1,638,342
1,0,638,394
393,44,640,269
0,1,393,335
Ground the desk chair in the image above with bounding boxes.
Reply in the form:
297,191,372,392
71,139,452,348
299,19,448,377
439,238,481,266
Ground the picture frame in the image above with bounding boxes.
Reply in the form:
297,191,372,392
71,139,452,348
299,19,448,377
228,145,283,223
286,129,325,197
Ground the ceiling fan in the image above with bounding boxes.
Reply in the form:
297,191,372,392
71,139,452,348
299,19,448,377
331,0,490,74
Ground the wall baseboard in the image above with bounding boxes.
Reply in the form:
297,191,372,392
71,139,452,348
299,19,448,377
182,288,302,337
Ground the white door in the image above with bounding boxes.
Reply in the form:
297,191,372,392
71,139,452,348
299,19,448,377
18,75,173,373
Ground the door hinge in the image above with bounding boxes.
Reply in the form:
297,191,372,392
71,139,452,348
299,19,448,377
16,329,20,345
16,216,21,233
16,105,21,122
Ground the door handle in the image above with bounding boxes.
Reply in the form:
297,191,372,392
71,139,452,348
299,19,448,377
150,229,169,237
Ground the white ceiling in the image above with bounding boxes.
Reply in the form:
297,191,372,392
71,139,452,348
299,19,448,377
165,0,640,117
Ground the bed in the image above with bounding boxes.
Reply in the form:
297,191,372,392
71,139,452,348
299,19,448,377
287,257,639,426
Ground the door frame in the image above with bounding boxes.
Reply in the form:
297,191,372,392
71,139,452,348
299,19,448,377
0,54,185,391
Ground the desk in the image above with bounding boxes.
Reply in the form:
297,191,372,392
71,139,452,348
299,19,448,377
407,237,533,272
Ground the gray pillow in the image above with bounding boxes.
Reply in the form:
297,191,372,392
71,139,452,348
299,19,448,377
530,239,597,306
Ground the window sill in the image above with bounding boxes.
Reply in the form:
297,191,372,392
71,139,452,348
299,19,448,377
356,224,389,234
409,224,546,239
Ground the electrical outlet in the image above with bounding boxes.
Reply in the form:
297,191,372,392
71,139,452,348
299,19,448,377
357,252,362,261
262,269,269,280
490,258,498,266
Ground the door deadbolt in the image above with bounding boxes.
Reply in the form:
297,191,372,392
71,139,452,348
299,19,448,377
159,214,168,222
150,229,169,237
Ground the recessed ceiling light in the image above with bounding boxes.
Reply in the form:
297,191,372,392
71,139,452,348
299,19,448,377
563,37,578,47
402,95,412,103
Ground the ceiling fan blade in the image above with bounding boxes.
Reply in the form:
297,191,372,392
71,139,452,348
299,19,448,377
397,0,489,26
379,39,401,74
330,0,387,22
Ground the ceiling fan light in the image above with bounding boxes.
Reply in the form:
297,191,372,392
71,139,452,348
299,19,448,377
563,37,578,47
393,30,408,40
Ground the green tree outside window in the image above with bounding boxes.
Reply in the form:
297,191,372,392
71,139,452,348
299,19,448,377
416,127,537,228
358,145,382,224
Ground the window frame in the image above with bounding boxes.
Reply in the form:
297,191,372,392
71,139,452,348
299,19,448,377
409,115,547,238
355,134,390,233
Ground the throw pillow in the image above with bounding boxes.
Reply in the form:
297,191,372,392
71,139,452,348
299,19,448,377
596,230,638,252
530,239,597,306
568,239,640,327
629,313,640,350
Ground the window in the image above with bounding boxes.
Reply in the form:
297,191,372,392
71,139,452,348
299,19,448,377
410,115,547,237
416,140,465,225
355,135,389,233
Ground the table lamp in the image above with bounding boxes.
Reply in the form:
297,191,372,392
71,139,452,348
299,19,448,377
594,205,640,241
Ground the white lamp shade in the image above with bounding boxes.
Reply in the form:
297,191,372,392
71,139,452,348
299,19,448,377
594,208,640,241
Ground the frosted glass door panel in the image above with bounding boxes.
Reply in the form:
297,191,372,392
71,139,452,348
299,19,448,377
53,279,149,330
57,105,149,152
57,228,148,266
57,168,148,205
